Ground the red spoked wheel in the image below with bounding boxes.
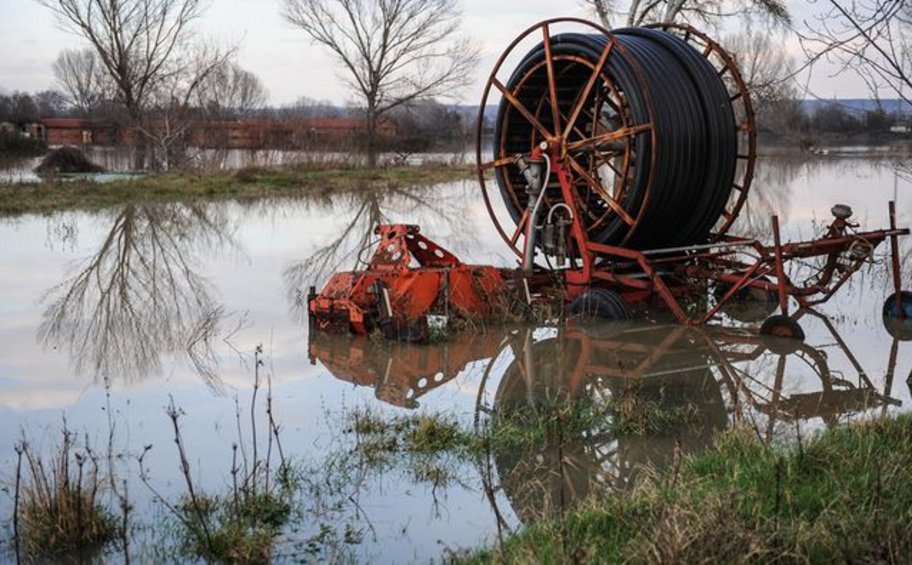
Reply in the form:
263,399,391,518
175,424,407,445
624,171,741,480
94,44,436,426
475,18,657,258
476,19,755,262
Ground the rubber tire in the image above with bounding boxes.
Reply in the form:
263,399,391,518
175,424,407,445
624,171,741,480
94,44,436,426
569,288,633,321
883,291,912,319
882,291,912,341
759,314,805,354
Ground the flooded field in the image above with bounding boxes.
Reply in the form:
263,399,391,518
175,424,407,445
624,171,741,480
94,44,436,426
0,147,471,184
0,156,910,562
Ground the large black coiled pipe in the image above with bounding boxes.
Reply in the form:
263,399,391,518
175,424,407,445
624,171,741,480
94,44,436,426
493,27,736,249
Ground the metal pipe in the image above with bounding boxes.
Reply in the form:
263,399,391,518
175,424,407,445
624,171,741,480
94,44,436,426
640,239,757,256
889,201,905,318
520,148,551,276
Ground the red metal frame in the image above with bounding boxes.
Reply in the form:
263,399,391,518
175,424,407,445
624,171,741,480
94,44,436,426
524,153,909,325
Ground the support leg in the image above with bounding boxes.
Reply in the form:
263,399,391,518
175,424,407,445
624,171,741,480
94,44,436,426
772,215,789,316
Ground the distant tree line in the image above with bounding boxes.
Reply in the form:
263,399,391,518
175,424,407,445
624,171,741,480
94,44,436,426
757,100,911,145
0,91,68,126
0,85,473,156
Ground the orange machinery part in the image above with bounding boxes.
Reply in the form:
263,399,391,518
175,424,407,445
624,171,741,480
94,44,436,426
308,224,516,335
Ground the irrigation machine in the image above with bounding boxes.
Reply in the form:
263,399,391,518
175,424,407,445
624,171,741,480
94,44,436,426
307,19,911,342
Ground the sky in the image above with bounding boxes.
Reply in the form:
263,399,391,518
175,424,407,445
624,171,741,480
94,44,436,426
0,0,874,107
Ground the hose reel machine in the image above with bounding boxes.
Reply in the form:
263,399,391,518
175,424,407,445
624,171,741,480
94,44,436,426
308,19,909,341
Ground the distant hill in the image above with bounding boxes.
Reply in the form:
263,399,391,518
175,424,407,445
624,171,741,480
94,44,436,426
800,99,911,116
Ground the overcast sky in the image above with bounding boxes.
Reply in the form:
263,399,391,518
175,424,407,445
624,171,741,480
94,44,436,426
0,0,871,106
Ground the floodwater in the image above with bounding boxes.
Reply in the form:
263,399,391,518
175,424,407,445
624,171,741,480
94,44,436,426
0,156,910,562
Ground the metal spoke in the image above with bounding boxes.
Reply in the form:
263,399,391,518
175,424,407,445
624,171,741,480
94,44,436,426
566,155,635,225
492,78,552,140
477,155,518,172
566,123,651,152
558,109,591,143
542,24,562,133
510,210,529,246
593,150,624,178
563,39,614,138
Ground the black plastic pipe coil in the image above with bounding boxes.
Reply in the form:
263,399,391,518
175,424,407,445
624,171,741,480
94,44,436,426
494,27,736,250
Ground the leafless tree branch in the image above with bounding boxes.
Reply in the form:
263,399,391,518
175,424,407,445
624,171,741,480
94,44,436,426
281,0,479,166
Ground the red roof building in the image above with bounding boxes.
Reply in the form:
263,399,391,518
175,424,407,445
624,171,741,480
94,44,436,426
36,117,396,150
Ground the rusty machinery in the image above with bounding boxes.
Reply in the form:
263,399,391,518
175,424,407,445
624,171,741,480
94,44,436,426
308,19,910,341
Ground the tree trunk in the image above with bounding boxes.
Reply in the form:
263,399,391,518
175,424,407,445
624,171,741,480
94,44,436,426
132,141,147,170
128,107,147,170
366,104,378,168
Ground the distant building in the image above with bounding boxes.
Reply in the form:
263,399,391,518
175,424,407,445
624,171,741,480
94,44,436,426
34,117,396,149
890,124,910,134
37,118,123,146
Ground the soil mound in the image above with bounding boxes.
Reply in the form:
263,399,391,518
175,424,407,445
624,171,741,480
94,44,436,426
35,146,105,174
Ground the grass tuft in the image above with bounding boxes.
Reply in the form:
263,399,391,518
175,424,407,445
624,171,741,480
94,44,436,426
139,345,298,563
15,426,118,561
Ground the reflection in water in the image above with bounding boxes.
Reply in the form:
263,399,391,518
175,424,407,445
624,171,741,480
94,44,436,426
309,332,501,408
38,204,238,386
310,315,903,527
0,155,42,183
729,156,802,238
284,185,476,323
489,325,727,525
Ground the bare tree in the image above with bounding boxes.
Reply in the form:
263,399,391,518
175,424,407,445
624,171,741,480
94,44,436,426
724,30,793,107
53,48,110,116
36,0,229,169
281,0,479,167
136,43,232,169
196,62,268,120
277,96,343,120
582,0,789,27
721,28,805,140
798,0,911,106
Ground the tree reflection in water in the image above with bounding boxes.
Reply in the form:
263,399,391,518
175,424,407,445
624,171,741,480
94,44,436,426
284,184,476,323
38,203,239,387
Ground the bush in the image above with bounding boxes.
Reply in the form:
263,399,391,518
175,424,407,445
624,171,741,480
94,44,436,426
35,146,104,174
0,131,46,157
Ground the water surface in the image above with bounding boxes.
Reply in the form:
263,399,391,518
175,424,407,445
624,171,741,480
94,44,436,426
0,156,910,562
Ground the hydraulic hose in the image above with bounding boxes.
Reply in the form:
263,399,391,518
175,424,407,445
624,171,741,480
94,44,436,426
493,26,738,250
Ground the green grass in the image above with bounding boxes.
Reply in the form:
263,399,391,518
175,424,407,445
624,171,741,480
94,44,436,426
344,394,701,492
348,391,700,463
463,415,912,563
0,162,472,216
177,486,294,564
